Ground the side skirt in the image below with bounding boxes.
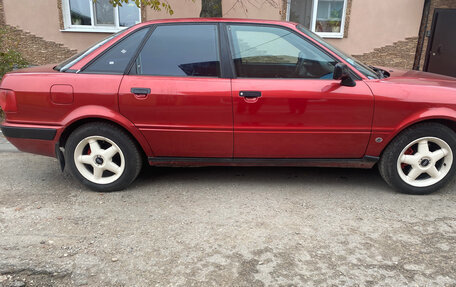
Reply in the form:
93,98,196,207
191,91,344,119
148,156,379,169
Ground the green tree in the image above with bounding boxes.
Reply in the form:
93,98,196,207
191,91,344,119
106,0,175,15
200,0,222,17
104,0,222,17
104,0,278,18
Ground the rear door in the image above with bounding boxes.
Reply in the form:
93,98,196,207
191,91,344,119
118,24,233,158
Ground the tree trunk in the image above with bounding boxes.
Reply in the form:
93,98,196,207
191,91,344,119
200,0,222,17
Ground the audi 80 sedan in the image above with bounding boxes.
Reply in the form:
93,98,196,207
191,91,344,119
1,18,456,194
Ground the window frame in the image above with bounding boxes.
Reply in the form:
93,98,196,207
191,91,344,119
61,0,142,33
75,21,362,80
224,23,354,80
286,0,348,39
81,27,151,74
80,26,152,74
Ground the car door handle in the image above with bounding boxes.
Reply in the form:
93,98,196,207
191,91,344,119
131,88,151,98
239,91,261,98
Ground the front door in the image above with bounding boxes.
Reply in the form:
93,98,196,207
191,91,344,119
226,24,374,158
424,9,456,77
119,24,233,158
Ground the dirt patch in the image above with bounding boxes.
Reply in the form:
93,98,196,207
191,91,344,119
0,152,455,286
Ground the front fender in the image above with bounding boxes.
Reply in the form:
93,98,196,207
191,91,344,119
366,107,456,157
395,108,456,136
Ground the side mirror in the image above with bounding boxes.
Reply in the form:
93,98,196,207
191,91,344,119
333,63,356,87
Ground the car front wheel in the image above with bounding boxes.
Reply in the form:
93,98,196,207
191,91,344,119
65,122,142,192
379,123,456,195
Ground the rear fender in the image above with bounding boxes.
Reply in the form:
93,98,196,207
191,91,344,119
58,105,153,156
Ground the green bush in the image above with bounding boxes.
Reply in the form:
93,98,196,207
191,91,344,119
0,27,29,122
1,50,28,122
0,49,28,80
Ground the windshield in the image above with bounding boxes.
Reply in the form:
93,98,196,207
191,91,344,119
297,24,379,79
54,30,127,72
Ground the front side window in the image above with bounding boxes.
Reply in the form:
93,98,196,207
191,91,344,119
288,0,347,38
133,24,220,77
228,25,337,79
63,0,141,32
84,28,149,74
297,25,379,79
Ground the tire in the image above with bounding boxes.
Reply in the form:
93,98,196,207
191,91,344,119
379,122,456,195
65,122,142,192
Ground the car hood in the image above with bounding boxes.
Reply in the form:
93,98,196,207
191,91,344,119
377,67,456,88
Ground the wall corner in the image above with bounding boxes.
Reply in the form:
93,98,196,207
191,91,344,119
0,0,5,26
343,0,352,38
57,0,65,30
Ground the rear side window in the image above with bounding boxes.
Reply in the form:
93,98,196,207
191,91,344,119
133,24,220,77
84,27,149,74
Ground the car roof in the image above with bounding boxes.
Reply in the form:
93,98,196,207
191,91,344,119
136,18,298,29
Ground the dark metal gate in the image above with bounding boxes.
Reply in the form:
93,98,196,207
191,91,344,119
424,8,456,77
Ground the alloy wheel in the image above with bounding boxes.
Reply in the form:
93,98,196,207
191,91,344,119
73,136,125,185
396,137,453,187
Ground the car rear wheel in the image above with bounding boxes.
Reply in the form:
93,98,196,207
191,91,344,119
65,122,142,192
379,123,456,195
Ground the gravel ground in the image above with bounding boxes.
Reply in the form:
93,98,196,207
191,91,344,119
0,131,17,152
0,136,456,286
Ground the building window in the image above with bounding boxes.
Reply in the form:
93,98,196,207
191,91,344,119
287,0,348,38
62,0,141,33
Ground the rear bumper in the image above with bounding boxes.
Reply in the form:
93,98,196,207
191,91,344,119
1,126,57,140
1,123,61,157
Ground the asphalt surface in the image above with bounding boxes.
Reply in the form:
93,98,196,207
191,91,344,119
0,133,456,286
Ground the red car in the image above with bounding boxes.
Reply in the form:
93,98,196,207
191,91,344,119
1,18,456,194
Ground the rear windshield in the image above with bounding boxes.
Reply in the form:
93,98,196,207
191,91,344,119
54,30,127,72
